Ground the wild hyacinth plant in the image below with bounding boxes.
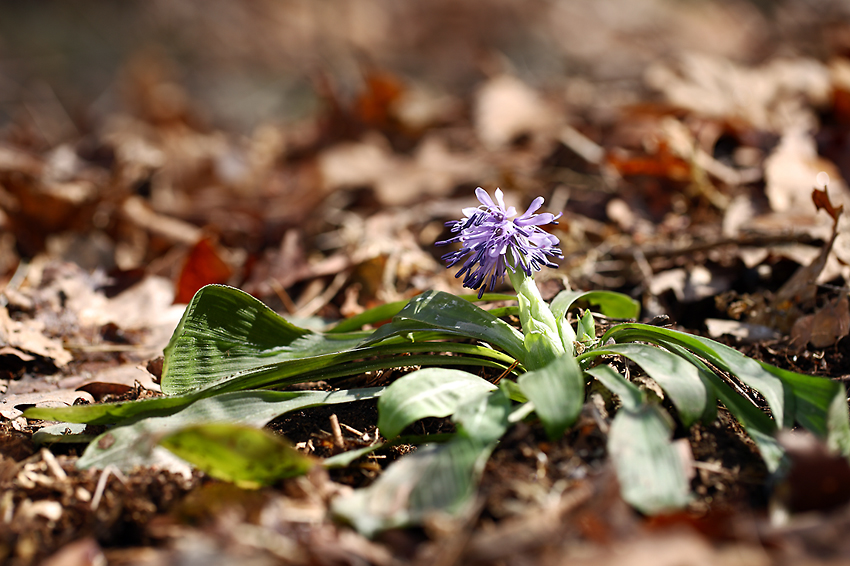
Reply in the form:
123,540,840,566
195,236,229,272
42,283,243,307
26,189,850,535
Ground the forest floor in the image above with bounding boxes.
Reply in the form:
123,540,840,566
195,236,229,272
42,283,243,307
4,1,850,564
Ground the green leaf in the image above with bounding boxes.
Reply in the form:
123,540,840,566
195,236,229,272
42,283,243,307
25,343,514,426
77,388,383,471
660,342,784,471
362,290,526,364
322,433,454,468
160,423,314,488
549,290,639,355
452,388,512,444
608,404,691,514
162,285,364,395
327,299,410,334
581,343,708,427
32,422,92,445
508,267,565,370
551,290,641,321
332,435,493,537
757,363,850,457
323,444,385,468
518,353,585,439
576,310,595,343
585,364,644,411
377,368,497,439
603,324,791,429
24,392,208,425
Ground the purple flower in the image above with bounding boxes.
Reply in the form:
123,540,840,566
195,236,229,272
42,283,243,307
437,188,563,298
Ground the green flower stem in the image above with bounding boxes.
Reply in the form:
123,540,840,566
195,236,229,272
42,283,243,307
507,259,565,370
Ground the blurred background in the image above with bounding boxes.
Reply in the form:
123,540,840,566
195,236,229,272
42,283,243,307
2,0,848,132
2,0,850,328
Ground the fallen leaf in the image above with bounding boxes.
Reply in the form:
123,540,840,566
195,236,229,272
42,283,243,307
790,295,850,349
705,319,780,343
646,53,830,131
763,128,848,216
0,307,72,368
174,237,234,304
474,75,557,150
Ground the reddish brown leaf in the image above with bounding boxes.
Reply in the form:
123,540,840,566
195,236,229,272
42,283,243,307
76,382,135,401
605,144,691,181
812,186,843,223
355,71,405,130
174,237,233,304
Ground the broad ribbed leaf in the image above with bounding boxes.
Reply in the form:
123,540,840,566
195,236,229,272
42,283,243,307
32,422,91,445
77,388,382,471
377,369,497,439
608,404,691,514
518,353,584,439
24,343,513,426
361,290,526,364
328,292,516,334
160,423,315,487
162,285,364,395
581,343,708,427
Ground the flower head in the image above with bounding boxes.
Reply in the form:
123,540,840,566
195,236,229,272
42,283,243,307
437,188,563,298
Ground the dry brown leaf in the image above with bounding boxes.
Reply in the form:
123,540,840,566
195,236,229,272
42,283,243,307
648,266,731,303
646,54,830,132
374,135,487,206
0,307,72,368
790,295,850,349
763,129,848,217
704,319,780,343
474,75,557,150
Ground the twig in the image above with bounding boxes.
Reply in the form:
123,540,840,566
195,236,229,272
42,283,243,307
40,449,67,481
0,259,30,307
329,414,345,450
293,271,349,319
91,465,128,511
268,277,297,314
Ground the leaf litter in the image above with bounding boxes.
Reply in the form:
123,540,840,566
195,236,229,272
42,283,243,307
3,1,850,564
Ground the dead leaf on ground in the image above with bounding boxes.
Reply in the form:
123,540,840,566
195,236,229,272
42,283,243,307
174,237,234,304
763,128,848,217
790,295,850,350
645,53,830,132
474,75,558,150
0,307,72,368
